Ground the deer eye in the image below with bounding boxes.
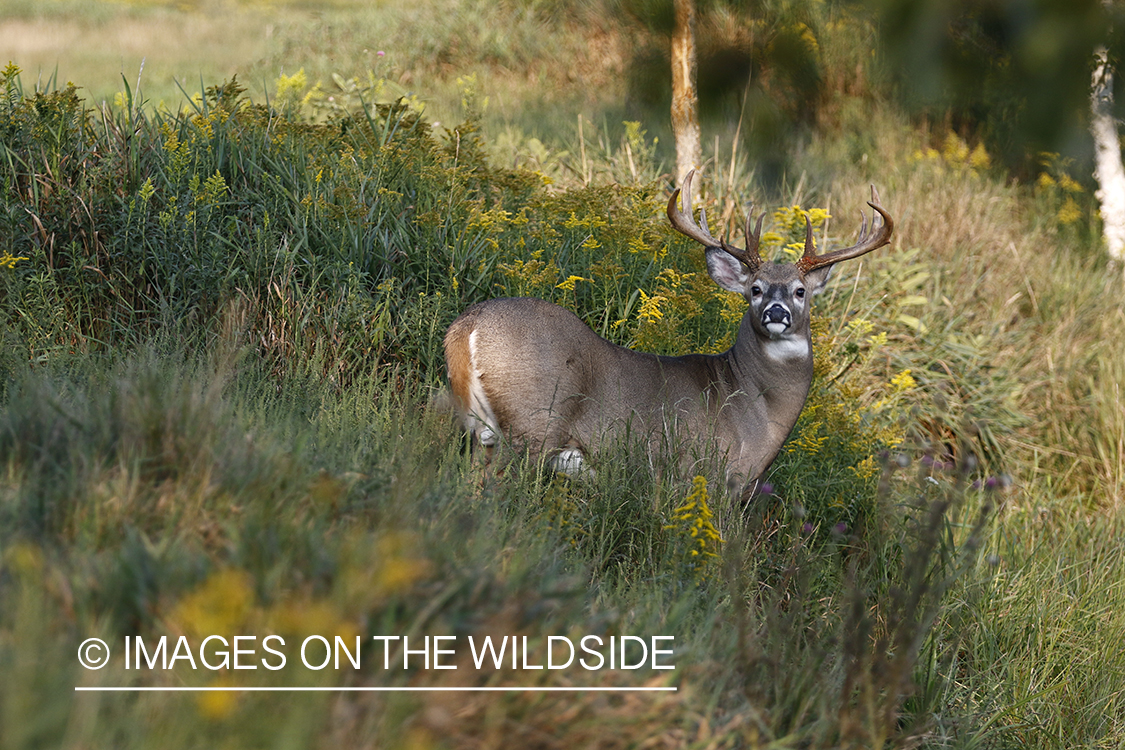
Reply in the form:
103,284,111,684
750,285,763,298
795,287,806,299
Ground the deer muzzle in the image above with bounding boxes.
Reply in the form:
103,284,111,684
762,303,792,335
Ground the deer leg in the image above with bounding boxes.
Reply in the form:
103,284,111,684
551,441,591,477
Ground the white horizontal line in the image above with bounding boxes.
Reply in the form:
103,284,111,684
75,686,677,693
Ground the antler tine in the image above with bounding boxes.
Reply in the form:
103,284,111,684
744,208,765,261
795,184,894,274
856,209,869,240
802,215,814,254
666,170,761,271
683,167,696,215
667,170,719,248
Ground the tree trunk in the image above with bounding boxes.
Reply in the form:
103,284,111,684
671,0,702,187
1091,9,1125,269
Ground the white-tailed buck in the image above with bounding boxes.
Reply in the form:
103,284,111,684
444,171,893,496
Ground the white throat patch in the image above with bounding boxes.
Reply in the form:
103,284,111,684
762,336,810,361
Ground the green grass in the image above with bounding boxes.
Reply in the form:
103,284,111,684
1,3,1124,747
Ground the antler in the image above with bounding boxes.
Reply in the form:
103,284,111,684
795,185,894,274
667,170,762,272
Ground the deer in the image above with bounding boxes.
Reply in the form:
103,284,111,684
443,171,893,498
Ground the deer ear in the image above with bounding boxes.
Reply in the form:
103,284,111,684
803,264,833,296
705,247,750,294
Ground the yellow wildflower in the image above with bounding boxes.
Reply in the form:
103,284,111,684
851,455,879,480
1,251,29,270
556,275,590,292
1057,174,1084,193
170,569,255,638
889,369,916,391
1057,197,1082,225
637,289,666,322
665,476,724,579
197,676,239,721
969,143,991,170
942,133,970,163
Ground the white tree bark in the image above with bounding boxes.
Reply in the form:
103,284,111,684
671,0,702,187
1091,13,1125,267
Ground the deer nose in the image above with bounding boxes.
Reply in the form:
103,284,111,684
763,304,791,328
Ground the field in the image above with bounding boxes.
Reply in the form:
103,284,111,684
2,1,1124,748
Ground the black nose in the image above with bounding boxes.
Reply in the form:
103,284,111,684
763,305,791,326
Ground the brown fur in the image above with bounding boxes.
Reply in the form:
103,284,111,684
443,310,476,414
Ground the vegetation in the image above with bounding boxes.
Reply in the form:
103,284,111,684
1,1,1123,748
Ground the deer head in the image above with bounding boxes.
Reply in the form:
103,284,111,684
667,170,893,349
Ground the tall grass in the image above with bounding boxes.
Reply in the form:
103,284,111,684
0,334,997,748
2,8,1124,743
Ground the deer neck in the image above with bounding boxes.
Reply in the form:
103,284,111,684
727,315,815,418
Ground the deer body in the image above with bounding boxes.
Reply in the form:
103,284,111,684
444,172,893,496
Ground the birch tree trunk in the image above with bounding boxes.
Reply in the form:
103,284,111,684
1091,6,1125,269
671,0,702,186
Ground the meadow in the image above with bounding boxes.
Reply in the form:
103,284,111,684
1,1,1124,748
